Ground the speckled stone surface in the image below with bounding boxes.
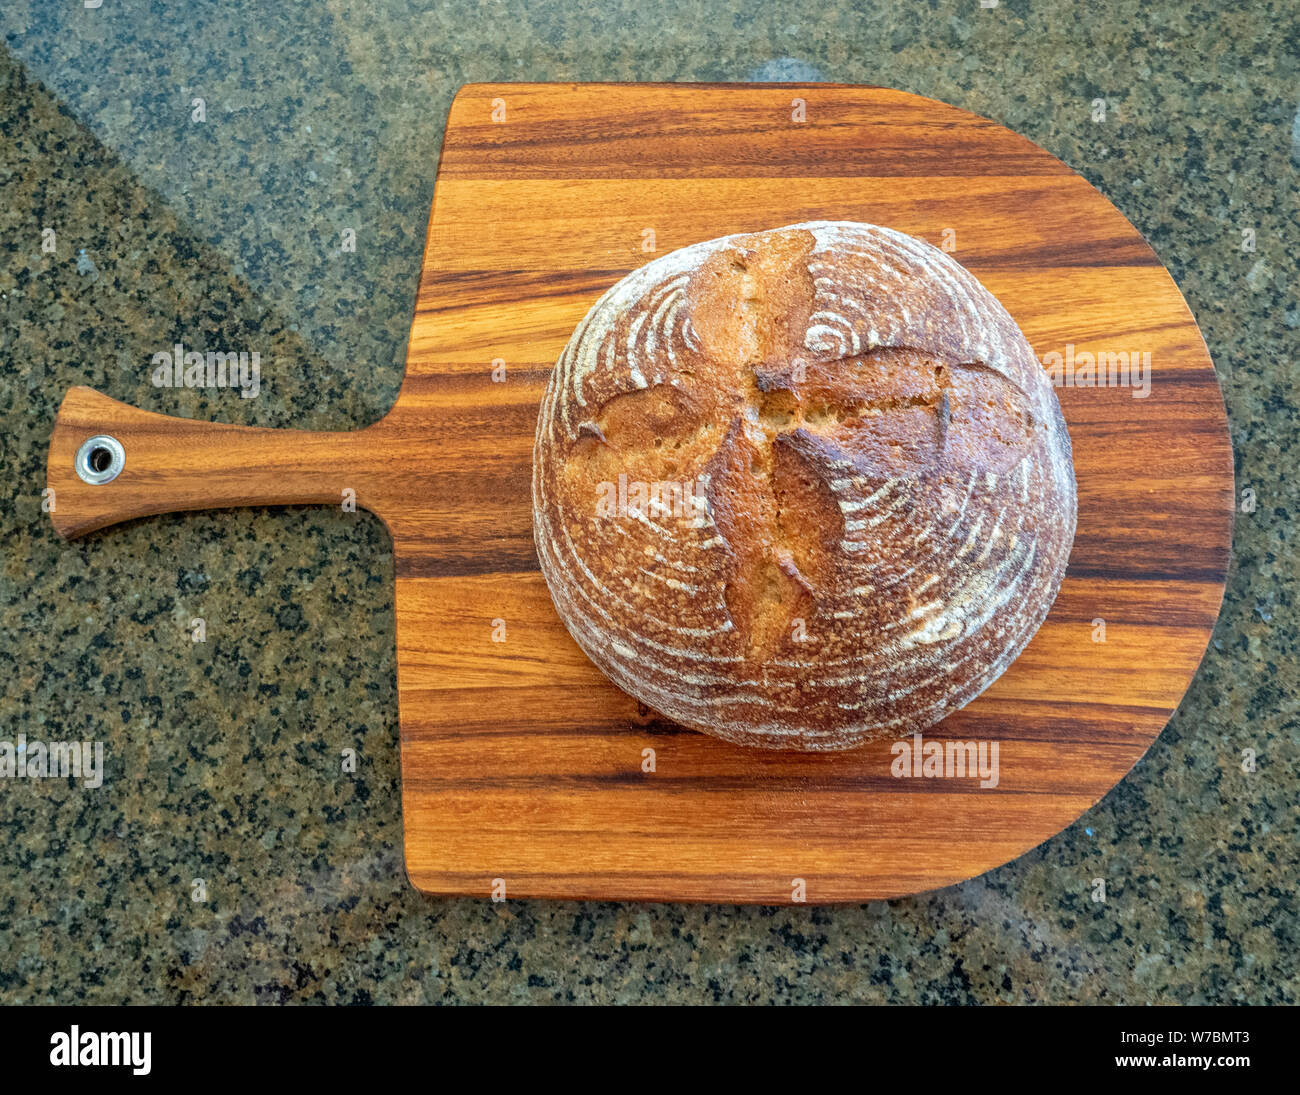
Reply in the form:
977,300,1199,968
1,1,1296,1004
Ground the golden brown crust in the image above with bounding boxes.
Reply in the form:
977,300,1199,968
533,222,1077,750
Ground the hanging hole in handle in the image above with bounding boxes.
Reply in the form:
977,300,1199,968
75,435,125,485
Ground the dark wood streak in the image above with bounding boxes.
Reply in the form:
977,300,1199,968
396,553,1233,585
402,774,1118,795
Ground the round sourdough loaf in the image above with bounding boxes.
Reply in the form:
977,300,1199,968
533,221,1076,751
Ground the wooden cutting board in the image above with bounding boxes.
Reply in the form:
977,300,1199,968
47,83,1233,903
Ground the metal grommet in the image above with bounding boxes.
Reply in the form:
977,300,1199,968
74,434,125,485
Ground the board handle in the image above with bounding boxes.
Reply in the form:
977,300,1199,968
46,387,380,540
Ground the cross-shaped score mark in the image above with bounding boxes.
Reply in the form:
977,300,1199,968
576,342,1036,664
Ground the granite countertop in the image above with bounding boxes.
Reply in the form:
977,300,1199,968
1,0,1295,1003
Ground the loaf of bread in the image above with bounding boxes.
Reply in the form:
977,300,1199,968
533,221,1076,750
